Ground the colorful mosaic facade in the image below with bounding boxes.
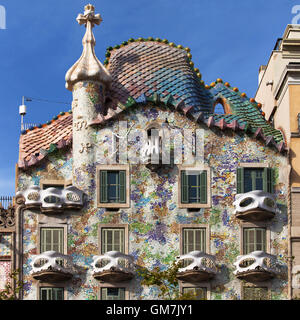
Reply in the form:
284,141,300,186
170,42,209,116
15,5,290,300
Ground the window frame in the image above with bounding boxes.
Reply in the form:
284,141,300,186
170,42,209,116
180,282,211,300
180,224,210,255
240,222,270,255
99,283,129,300
241,283,271,300
40,179,72,190
37,224,68,255
178,166,211,208
96,165,130,208
39,286,64,300
236,163,274,194
99,224,129,255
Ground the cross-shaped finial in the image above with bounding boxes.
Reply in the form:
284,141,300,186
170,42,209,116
76,4,102,28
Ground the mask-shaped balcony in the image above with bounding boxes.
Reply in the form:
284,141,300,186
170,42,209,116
233,251,282,282
91,251,135,282
30,251,76,282
176,251,217,282
233,190,277,221
16,186,84,213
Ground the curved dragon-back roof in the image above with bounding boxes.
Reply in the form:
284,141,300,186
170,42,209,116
18,38,287,170
106,39,213,113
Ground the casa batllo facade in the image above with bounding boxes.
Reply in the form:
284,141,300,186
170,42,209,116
0,5,291,300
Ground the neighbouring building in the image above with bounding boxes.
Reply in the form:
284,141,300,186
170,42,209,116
1,5,292,300
256,23,300,299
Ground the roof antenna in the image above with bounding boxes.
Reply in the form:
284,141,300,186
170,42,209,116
19,96,32,131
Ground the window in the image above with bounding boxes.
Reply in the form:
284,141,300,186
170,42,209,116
97,165,130,208
182,287,207,300
182,228,206,254
100,170,126,203
243,228,266,254
40,287,64,300
236,167,274,194
101,228,125,254
40,228,64,253
181,170,207,204
243,287,268,300
101,287,125,300
214,103,225,114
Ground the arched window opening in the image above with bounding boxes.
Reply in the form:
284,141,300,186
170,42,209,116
214,103,225,115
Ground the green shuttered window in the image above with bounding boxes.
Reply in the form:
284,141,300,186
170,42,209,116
243,287,268,300
40,287,64,300
182,287,207,300
183,228,206,254
101,228,125,254
40,228,64,253
243,228,266,254
101,288,125,300
100,170,126,203
236,167,274,194
181,170,207,204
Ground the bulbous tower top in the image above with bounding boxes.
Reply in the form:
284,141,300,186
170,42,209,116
65,4,111,91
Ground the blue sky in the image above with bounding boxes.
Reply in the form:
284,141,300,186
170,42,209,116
0,0,296,196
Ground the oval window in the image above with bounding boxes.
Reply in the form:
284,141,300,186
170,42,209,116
44,196,61,204
264,198,275,208
239,258,255,268
240,198,253,207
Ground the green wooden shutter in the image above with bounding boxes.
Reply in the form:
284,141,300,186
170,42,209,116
100,171,108,203
263,168,274,193
181,171,189,203
200,171,207,204
119,171,126,203
236,167,244,194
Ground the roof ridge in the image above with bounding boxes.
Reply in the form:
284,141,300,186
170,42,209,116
104,37,204,83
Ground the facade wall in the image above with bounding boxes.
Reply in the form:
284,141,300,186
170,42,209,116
17,99,289,299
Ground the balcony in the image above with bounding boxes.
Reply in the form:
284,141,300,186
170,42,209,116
91,251,135,282
233,251,282,282
30,251,76,282
233,190,277,221
176,251,217,282
16,185,84,213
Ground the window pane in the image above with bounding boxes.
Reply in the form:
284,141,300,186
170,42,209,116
101,288,125,300
243,287,268,300
102,228,125,254
41,228,64,253
244,228,266,254
40,288,63,300
183,228,206,254
244,169,264,192
183,287,207,300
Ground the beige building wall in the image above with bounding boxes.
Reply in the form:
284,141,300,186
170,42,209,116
255,24,300,299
